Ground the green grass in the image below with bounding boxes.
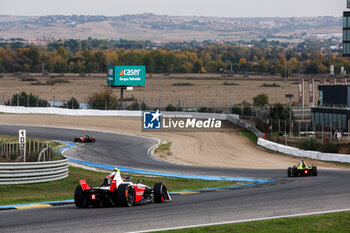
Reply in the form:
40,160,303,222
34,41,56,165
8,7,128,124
0,166,244,205
157,211,350,233
240,130,258,144
155,142,171,153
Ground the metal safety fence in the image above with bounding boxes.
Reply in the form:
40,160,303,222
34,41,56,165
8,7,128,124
0,159,68,185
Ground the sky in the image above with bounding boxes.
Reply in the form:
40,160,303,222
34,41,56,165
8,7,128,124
0,0,347,18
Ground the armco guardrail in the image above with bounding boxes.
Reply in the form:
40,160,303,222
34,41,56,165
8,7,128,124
226,114,264,138
257,138,350,163
0,159,68,185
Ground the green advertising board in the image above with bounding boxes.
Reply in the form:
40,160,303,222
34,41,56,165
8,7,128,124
107,65,146,86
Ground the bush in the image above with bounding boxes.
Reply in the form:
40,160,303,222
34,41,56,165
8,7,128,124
118,95,136,102
223,82,239,86
5,92,49,107
298,138,321,151
260,83,281,87
62,97,80,109
198,107,214,113
166,104,177,111
127,101,147,110
231,106,242,115
172,83,193,86
21,77,38,82
320,142,339,153
243,106,253,116
47,78,70,85
88,88,118,110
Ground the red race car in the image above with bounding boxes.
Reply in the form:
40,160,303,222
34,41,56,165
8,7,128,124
74,168,171,208
74,135,95,143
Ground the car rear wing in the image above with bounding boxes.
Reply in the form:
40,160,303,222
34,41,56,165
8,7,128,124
79,180,91,191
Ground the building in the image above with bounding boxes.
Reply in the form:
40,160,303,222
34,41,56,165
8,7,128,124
311,85,350,131
344,12,350,56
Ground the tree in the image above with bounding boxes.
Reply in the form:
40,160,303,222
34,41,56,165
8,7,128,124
239,58,247,70
57,46,67,60
269,103,290,120
253,94,268,107
259,56,266,70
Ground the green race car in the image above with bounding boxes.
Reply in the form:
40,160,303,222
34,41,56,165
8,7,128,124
287,160,317,177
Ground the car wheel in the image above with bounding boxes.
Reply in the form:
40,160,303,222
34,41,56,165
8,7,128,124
117,184,134,207
154,183,168,203
312,166,318,176
292,167,298,177
287,167,292,177
74,185,87,208
74,138,78,142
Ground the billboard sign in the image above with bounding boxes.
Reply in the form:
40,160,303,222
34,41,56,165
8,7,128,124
107,65,146,86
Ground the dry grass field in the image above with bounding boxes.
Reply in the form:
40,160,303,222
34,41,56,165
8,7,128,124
0,73,315,108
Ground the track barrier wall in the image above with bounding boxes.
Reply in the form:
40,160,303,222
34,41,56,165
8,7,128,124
257,138,350,163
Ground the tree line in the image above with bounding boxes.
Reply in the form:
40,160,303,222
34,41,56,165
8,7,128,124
0,40,348,75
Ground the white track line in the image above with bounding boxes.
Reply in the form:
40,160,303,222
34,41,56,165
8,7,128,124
130,208,350,233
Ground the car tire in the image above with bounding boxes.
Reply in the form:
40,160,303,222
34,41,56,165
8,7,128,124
312,166,318,176
154,183,168,203
117,184,134,207
74,185,87,208
292,167,298,177
287,167,292,177
74,138,78,142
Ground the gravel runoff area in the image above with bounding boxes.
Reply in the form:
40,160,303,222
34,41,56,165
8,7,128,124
0,113,347,170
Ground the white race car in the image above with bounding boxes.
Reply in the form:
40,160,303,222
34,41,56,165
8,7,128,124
74,168,171,208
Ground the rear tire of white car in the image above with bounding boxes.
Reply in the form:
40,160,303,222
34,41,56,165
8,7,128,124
117,184,135,207
154,183,167,203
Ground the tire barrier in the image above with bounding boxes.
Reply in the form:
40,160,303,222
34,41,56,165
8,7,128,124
0,159,68,185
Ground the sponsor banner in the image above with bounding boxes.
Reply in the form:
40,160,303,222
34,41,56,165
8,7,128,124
142,110,224,132
107,65,145,86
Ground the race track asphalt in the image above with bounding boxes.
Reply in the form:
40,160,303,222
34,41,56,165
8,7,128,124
1,124,350,233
